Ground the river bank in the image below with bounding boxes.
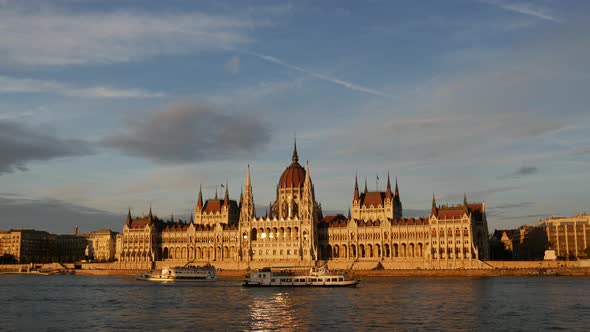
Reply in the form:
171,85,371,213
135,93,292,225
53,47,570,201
69,266,590,278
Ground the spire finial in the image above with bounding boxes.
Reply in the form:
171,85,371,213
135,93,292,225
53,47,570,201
395,176,399,197
364,178,368,194
464,192,468,206
292,137,299,163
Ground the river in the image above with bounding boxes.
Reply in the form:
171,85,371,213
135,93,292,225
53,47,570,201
3,275,589,331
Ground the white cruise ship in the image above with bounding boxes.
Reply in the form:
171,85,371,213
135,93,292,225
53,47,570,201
136,265,219,282
243,265,359,287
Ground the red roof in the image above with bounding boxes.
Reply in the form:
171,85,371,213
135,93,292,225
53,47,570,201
203,199,222,213
279,162,306,189
361,192,385,207
436,208,465,219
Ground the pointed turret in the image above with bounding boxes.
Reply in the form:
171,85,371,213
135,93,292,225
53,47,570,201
431,193,437,216
126,207,132,226
292,137,299,163
239,186,243,205
224,182,229,206
148,205,153,224
395,177,400,198
190,214,194,224
385,171,392,200
170,213,174,222
240,164,255,221
463,192,468,206
214,187,218,200
197,185,203,209
347,208,351,220
364,178,368,194
353,174,360,201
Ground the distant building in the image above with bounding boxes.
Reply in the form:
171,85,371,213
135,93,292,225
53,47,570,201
511,214,590,260
84,229,118,261
0,230,50,262
543,214,590,259
118,142,490,268
0,229,86,263
489,229,515,260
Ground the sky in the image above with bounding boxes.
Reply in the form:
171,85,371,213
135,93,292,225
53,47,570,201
0,0,588,234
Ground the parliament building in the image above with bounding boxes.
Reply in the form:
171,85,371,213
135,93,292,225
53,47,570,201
118,142,490,270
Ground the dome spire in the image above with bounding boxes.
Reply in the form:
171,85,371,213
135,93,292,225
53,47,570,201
292,137,299,163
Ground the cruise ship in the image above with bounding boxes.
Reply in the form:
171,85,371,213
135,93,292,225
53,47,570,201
243,265,359,287
136,265,219,282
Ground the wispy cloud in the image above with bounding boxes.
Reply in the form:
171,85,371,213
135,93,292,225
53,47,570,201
0,75,164,98
498,166,539,179
480,0,562,23
101,101,271,163
243,51,390,98
0,6,260,66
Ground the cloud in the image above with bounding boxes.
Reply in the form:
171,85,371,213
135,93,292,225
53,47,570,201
0,6,260,66
0,121,93,174
243,51,390,98
0,75,164,98
498,166,539,179
493,201,534,210
101,101,271,163
0,195,121,234
224,56,241,74
480,0,562,23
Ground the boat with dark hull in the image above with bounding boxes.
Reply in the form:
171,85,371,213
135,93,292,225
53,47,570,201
243,265,359,287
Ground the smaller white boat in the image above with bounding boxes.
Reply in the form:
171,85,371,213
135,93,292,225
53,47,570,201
136,265,219,282
243,265,359,287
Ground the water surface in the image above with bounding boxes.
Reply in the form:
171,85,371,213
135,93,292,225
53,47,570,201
3,275,589,331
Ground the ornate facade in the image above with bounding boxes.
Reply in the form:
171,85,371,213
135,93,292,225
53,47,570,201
118,142,490,268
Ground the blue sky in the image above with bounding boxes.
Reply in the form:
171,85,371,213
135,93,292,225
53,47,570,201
0,0,588,234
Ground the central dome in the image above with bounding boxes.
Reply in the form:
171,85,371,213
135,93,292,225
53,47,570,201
278,140,306,189
279,162,306,189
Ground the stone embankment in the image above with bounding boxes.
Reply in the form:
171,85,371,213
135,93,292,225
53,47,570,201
2,260,590,278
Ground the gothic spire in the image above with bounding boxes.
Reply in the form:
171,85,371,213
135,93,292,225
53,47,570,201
197,185,203,209
214,187,218,200
463,192,468,206
431,193,437,216
246,164,251,188
126,207,132,226
292,137,299,163
148,205,153,223
395,177,400,197
385,171,392,200
353,173,360,201
364,178,368,194
224,182,229,206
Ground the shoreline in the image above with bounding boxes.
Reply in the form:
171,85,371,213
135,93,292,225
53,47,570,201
70,267,590,278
